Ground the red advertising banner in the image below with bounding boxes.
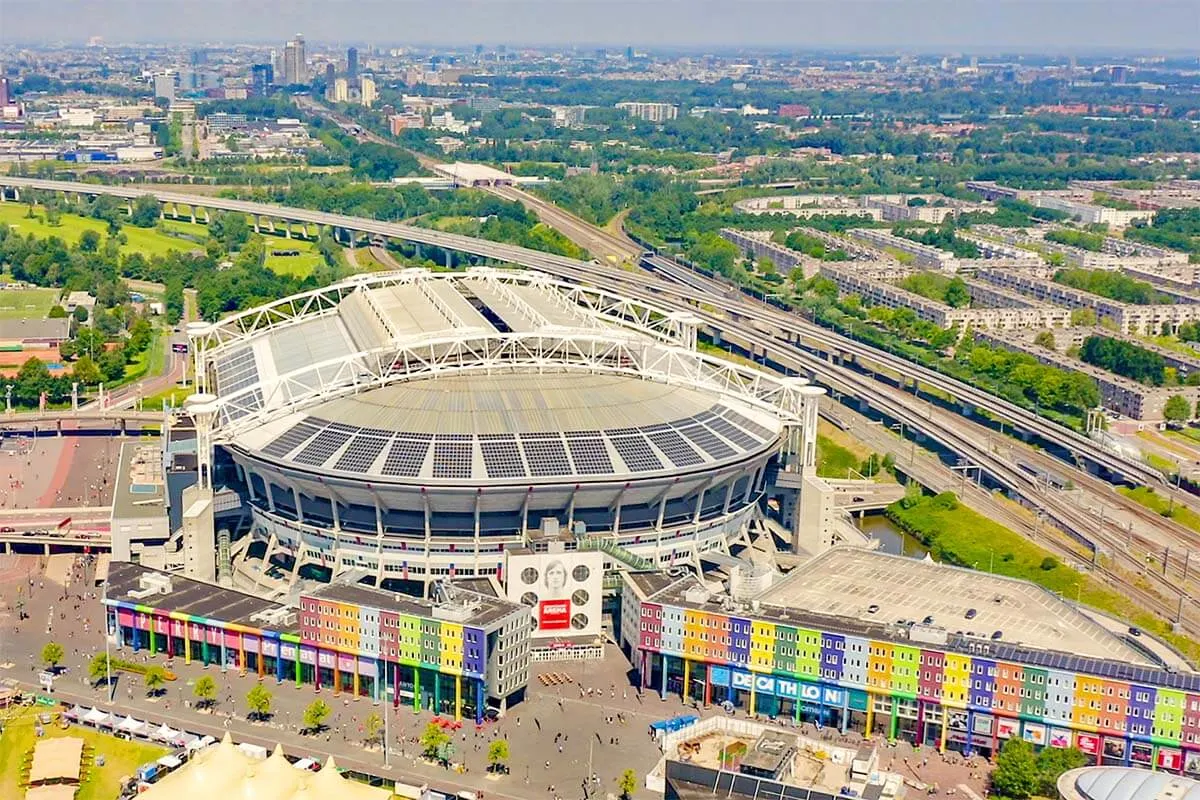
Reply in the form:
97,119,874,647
1159,749,1182,771
1076,734,1100,756
538,599,570,631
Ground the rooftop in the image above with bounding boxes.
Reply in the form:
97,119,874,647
111,442,167,521
760,548,1146,664
235,373,780,484
307,580,524,630
104,562,299,634
0,317,70,342
1060,768,1200,800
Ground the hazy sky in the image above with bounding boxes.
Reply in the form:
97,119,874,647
2,0,1198,51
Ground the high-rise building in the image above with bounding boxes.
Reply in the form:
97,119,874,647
626,46,634,61
283,34,306,85
615,101,678,122
190,49,207,66
324,62,335,87
0,77,10,107
347,47,358,80
153,72,176,101
251,63,274,96
360,76,377,108
329,78,349,103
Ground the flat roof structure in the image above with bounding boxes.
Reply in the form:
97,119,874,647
308,581,522,629
0,317,69,342
759,548,1145,664
111,442,167,521
106,562,299,634
432,161,516,186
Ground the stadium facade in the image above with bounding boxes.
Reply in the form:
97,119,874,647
183,268,822,594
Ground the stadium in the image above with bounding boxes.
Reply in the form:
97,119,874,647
184,267,821,595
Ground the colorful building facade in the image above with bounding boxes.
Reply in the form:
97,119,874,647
103,566,529,724
622,582,1200,775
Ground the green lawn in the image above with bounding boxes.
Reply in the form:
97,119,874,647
262,237,326,279
1144,450,1178,476
141,386,189,411
350,246,391,273
0,705,166,800
0,287,60,319
1120,486,1200,536
816,434,862,478
0,205,205,258
888,493,1200,661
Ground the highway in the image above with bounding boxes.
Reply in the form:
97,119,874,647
3,174,1198,631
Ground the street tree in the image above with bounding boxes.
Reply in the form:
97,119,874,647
87,652,110,686
991,739,1040,800
420,721,451,762
1164,394,1192,424
193,675,217,709
303,699,332,733
144,666,167,697
617,768,639,799
246,684,273,721
71,355,102,386
486,739,510,774
363,712,383,748
41,642,65,670
1033,330,1056,350
130,195,162,228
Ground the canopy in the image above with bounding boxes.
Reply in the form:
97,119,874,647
81,707,108,725
152,724,179,742
28,737,84,784
62,705,84,720
172,732,198,748
118,715,146,733
97,712,117,728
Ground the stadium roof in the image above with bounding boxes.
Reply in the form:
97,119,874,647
233,372,781,484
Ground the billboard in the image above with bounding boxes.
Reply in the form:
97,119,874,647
505,550,603,640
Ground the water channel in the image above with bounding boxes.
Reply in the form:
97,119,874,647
854,513,930,558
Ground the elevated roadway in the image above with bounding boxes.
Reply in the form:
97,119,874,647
3,175,1197,628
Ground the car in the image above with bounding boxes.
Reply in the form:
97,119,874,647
965,608,977,619
1128,627,1142,638
991,630,1004,640
21,531,38,537
852,496,865,503
866,604,880,614
0,526,14,533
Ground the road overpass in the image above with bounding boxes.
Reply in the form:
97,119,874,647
1,408,166,435
4,174,1197,628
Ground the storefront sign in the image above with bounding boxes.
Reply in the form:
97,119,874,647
1103,738,1127,760
1183,751,1200,775
725,670,846,705
538,599,570,631
1159,749,1182,771
1076,734,1100,756
1022,722,1046,746
997,719,1018,740
1049,729,1071,749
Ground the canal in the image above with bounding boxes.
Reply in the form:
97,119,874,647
855,513,930,558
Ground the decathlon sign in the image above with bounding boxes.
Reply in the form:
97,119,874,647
722,669,845,705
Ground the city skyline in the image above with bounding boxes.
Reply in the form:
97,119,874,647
2,0,1199,52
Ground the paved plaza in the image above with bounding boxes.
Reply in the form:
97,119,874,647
0,553,997,799
0,435,120,510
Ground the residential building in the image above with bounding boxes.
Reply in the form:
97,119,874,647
347,47,358,80
360,76,377,108
283,34,306,85
152,73,176,102
616,101,679,122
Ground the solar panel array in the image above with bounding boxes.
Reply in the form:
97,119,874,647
645,428,704,468
262,419,326,458
252,402,775,480
479,434,526,478
213,347,260,396
293,423,360,467
432,435,473,479
381,434,432,477
520,433,573,477
565,432,614,475
334,430,393,473
607,432,663,472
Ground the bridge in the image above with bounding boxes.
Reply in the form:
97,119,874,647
1,408,166,435
824,479,907,512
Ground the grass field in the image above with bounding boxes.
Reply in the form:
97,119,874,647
816,434,862,478
0,705,166,800
1120,486,1200,536
0,205,206,258
141,386,189,411
0,287,60,319
262,237,325,279
888,493,1200,661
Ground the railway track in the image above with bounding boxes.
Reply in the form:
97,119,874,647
538,256,1200,634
